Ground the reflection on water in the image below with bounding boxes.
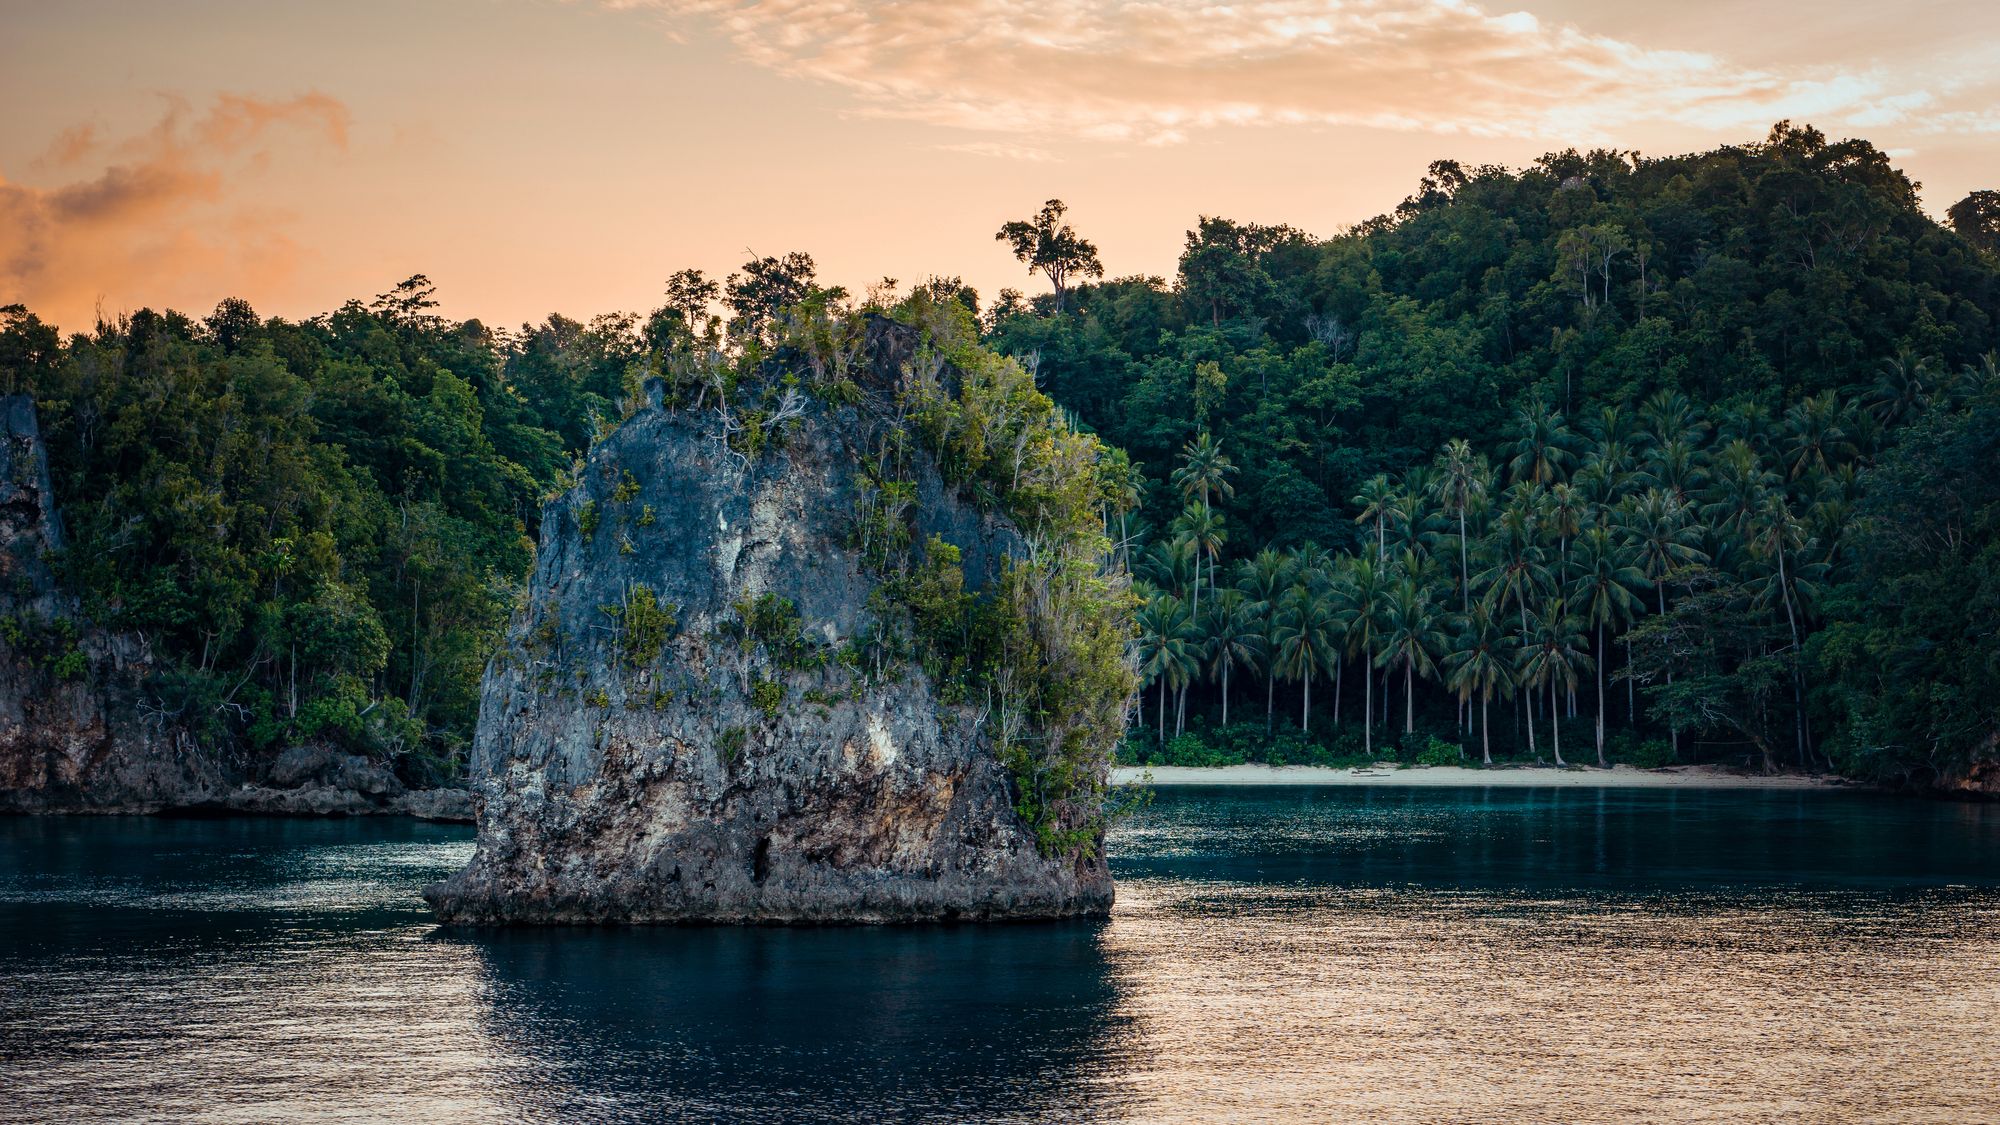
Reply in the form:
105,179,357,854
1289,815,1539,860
3,788,1998,1122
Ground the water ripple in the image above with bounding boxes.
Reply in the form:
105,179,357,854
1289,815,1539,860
2,788,1996,1122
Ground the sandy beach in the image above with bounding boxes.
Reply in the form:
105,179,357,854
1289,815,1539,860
1112,763,1850,789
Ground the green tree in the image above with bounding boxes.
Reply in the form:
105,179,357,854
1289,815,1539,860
1445,605,1515,764
995,199,1105,313
1340,557,1388,755
1272,584,1339,732
1235,549,1295,733
1136,592,1198,745
1376,578,1446,736
1518,600,1594,767
1429,438,1490,617
1569,527,1649,765
1204,591,1265,729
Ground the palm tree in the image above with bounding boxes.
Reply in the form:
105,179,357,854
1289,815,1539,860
1545,481,1586,566
1172,431,1238,509
1702,439,1777,544
1620,488,1708,752
1780,391,1858,481
1518,600,1593,767
1958,352,2000,400
1352,475,1400,563
1136,592,1198,746
1474,499,1551,643
1429,438,1490,618
1204,591,1264,730
1235,549,1294,734
1640,438,1708,504
1174,500,1227,623
1640,388,1705,450
1474,493,1553,747
1389,469,1441,559
1445,605,1515,765
1745,489,1812,769
1864,350,1934,427
1272,584,1338,732
1577,435,1639,509
1140,536,1199,601
1376,578,1446,735
1100,448,1147,567
1581,402,1641,450
1569,526,1649,766
1340,557,1387,756
1504,397,1577,485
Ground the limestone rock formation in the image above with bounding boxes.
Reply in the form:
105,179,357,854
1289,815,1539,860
426,318,1131,923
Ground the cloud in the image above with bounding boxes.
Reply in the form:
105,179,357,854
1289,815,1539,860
0,93,350,330
37,124,101,168
939,140,1060,163
607,0,1984,144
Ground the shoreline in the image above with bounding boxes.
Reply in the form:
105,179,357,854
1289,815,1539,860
1113,763,1852,790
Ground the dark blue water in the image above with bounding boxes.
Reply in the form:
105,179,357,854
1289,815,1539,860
4,787,1998,1122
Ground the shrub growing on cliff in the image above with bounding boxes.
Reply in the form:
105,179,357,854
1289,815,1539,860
601,583,676,669
874,292,1141,856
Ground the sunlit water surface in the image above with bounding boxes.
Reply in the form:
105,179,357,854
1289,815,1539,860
4,787,1998,1122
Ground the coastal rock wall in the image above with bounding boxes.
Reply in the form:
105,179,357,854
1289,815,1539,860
425,327,1116,923
0,394,221,813
0,395,471,820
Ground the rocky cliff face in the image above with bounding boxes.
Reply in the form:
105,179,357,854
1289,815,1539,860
426,321,1122,923
0,395,219,813
0,396,471,820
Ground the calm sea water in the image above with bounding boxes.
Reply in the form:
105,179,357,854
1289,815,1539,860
3,787,1998,1123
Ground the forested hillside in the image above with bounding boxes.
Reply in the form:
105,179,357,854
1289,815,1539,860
991,123,2000,785
1,122,1995,790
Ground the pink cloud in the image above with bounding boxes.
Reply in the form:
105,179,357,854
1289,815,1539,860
608,0,1983,144
0,93,350,330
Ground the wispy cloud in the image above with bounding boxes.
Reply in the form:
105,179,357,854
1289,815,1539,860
607,0,1993,144
0,93,350,327
939,140,1060,163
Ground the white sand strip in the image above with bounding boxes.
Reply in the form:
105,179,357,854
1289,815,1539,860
1113,763,1850,789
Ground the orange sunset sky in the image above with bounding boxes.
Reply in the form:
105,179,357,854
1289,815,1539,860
2,0,1996,334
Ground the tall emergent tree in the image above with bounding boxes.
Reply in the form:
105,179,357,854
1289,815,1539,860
995,199,1105,313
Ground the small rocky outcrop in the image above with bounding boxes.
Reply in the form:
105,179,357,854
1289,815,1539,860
0,396,471,821
427,315,1134,924
208,743,476,820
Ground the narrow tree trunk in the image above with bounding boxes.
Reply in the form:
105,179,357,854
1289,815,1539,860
1658,584,1679,758
1405,663,1415,734
1625,636,1635,722
1596,622,1607,767
1481,696,1491,765
1459,511,1470,618
1526,683,1538,759
1364,655,1373,757
1266,673,1274,737
1221,663,1230,728
1550,678,1566,766
1302,671,1312,734
1777,548,1807,770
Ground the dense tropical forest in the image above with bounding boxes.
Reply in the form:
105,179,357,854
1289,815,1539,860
1,122,1996,789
